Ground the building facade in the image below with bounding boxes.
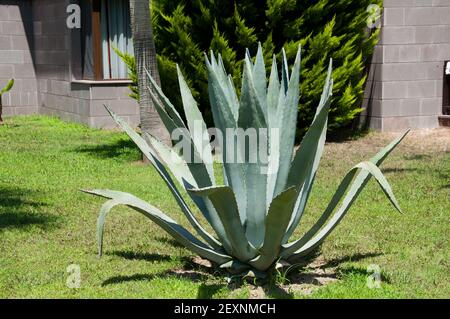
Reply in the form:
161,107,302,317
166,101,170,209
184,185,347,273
363,0,449,130
0,0,449,130
0,0,139,128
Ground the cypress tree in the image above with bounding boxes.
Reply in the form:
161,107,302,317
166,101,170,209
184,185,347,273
147,0,382,133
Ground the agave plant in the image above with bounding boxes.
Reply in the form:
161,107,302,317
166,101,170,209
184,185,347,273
84,44,407,275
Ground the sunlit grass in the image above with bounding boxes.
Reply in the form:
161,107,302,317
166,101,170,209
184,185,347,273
0,115,448,298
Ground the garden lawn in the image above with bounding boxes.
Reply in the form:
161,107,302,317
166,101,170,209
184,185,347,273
0,115,449,298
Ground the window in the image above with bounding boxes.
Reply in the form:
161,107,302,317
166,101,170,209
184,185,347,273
80,0,133,80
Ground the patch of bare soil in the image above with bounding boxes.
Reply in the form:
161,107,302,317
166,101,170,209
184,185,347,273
172,255,339,298
246,256,338,299
327,127,449,156
276,256,337,297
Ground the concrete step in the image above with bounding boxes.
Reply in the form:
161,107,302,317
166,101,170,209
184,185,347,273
438,115,450,127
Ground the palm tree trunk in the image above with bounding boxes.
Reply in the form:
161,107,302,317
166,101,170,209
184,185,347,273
129,0,170,149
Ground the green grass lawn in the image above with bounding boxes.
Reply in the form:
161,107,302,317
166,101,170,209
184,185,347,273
0,115,449,298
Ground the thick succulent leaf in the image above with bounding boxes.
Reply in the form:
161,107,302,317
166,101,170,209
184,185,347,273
206,55,247,223
283,161,402,260
252,42,268,119
212,56,246,214
266,65,281,209
267,54,280,129
144,133,196,186
266,71,286,203
219,55,240,119
282,60,333,243
147,86,180,140
285,59,332,191
147,86,213,188
282,130,410,257
145,133,212,189
249,187,297,270
283,137,408,257
103,105,221,249
212,53,239,121
176,66,215,184
238,54,267,130
188,186,258,262
210,51,218,68
227,74,240,118
145,68,185,129
272,46,302,197
146,133,214,234
243,162,267,247
220,260,250,273
370,130,410,164
221,162,247,225
83,189,231,265
238,55,269,247
282,172,317,244
265,131,280,208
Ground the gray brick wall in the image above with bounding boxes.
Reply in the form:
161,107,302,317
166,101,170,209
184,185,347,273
364,0,449,130
0,1,38,116
0,0,139,129
2,0,447,131
32,0,139,129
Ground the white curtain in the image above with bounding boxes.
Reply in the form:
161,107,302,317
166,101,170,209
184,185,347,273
101,0,134,79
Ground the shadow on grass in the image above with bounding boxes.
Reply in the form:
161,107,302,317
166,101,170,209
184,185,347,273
74,138,139,160
196,283,225,299
320,252,383,268
110,250,173,262
382,167,420,174
102,269,210,286
103,249,386,297
0,186,56,231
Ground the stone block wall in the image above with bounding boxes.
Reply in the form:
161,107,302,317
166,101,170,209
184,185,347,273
33,0,139,128
0,0,139,128
2,0,448,131
364,0,449,130
0,0,38,116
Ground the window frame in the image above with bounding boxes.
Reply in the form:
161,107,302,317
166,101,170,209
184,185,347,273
82,0,132,81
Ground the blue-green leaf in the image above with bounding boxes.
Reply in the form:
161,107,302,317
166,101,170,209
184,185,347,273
188,186,258,261
252,42,267,120
83,189,231,265
250,187,297,270
282,59,332,243
282,130,410,258
206,54,247,223
103,105,221,249
267,54,280,129
145,68,185,129
283,161,403,260
272,46,302,197
238,55,268,247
